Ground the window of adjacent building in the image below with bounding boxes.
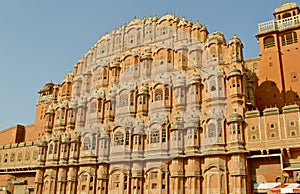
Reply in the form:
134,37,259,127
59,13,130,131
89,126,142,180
281,32,298,46
264,36,275,48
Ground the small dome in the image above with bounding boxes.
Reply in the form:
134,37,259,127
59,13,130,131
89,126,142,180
192,22,203,30
206,31,226,46
229,34,243,46
178,17,188,27
229,112,243,123
228,68,242,78
39,82,54,93
174,73,186,87
46,104,55,114
189,71,201,84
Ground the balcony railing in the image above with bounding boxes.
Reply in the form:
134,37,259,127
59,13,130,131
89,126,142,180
258,14,300,34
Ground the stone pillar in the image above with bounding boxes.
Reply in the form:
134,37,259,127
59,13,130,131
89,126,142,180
34,169,44,194
66,167,78,194
57,168,67,194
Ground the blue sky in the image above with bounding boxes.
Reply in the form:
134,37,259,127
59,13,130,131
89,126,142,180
0,0,288,129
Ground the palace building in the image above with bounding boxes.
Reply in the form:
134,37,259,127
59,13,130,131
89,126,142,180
1,2,300,194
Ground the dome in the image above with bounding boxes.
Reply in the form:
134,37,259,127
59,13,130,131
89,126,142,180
206,31,226,46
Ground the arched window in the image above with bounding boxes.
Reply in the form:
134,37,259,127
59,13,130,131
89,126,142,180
162,128,166,142
151,128,160,143
48,144,53,154
54,144,58,154
119,94,128,107
83,137,91,150
264,36,275,48
217,121,223,137
98,99,102,112
125,131,130,145
103,68,107,79
282,12,291,19
130,93,134,106
114,132,124,146
90,102,96,113
208,123,216,138
92,136,96,150
165,88,169,100
155,89,163,101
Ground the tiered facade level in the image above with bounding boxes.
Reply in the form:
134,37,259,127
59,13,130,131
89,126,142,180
1,2,300,194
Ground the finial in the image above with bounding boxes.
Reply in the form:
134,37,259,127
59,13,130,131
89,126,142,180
134,16,137,19
286,0,288,3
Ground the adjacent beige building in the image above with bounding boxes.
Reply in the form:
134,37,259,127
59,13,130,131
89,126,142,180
1,2,300,194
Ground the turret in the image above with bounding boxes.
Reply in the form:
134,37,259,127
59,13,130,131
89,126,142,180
227,112,245,150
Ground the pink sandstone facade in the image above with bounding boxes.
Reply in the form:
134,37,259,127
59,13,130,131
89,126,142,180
1,2,300,194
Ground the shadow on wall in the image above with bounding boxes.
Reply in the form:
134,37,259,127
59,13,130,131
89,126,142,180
255,80,300,112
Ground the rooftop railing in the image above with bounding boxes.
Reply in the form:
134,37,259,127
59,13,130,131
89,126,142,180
258,14,300,34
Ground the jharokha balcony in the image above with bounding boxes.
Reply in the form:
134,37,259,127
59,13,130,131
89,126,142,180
258,14,300,34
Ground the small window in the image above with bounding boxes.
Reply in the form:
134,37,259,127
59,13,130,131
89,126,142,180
162,128,166,143
252,135,256,140
290,121,295,126
271,133,276,138
270,123,275,129
251,126,256,131
291,131,296,136
211,85,216,91
291,72,298,82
